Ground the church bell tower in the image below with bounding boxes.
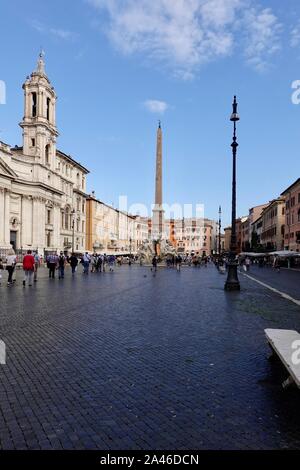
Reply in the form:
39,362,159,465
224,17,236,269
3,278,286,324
20,52,58,169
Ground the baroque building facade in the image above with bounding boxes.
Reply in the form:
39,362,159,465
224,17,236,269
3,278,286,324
165,218,217,256
86,193,137,254
0,54,89,253
281,178,300,251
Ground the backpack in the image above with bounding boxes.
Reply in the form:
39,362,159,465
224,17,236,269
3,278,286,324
58,256,65,267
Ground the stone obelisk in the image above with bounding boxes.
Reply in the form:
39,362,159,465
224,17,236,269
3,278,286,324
152,121,164,254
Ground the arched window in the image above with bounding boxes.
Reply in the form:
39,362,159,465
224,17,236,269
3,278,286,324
298,209,300,222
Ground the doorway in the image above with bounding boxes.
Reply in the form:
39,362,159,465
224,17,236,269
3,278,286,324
10,231,17,250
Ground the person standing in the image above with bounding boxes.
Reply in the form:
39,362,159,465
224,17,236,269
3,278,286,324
91,254,98,273
97,255,103,273
273,256,280,273
69,253,78,275
103,254,107,272
23,250,35,287
33,251,41,282
0,258,4,285
245,257,251,272
58,252,66,279
175,254,182,272
47,253,58,279
6,249,17,286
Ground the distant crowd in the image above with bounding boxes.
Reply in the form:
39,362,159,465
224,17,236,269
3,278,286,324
151,254,210,272
0,249,213,287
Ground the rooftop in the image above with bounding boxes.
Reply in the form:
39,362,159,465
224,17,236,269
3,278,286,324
281,178,300,196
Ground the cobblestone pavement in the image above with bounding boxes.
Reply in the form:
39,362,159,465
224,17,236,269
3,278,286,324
241,264,300,301
0,264,300,450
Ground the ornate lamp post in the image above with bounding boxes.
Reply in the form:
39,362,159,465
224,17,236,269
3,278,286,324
218,205,222,259
129,236,132,265
225,96,240,291
71,209,76,253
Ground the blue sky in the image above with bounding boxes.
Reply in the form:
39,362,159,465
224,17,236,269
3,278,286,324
1,0,300,226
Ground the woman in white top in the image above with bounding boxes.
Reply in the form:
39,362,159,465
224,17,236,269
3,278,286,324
6,249,17,285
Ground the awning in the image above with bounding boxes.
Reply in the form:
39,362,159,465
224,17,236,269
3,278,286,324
240,251,300,258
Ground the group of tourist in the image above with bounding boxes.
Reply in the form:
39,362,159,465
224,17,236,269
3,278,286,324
214,254,282,273
0,249,41,287
239,255,281,272
0,250,126,287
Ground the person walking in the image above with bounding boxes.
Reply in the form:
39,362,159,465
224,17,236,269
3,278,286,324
245,257,251,272
108,255,115,272
82,252,91,274
69,253,78,275
23,250,35,287
58,252,66,279
33,251,41,282
152,255,158,272
6,249,17,286
47,253,58,279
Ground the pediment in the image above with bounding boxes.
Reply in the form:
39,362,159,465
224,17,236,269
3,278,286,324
0,157,18,178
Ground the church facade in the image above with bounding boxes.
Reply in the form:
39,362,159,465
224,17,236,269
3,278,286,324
0,54,89,254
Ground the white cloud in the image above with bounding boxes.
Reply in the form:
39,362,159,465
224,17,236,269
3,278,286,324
291,23,300,48
87,0,282,77
243,8,282,72
49,28,76,40
143,100,168,114
31,20,77,41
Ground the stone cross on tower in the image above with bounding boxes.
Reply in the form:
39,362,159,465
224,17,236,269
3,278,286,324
152,121,164,246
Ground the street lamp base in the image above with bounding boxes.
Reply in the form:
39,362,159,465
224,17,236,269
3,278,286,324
224,263,240,291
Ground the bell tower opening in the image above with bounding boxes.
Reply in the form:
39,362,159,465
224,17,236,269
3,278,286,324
32,92,37,117
46,97,50,120
45,144,50,165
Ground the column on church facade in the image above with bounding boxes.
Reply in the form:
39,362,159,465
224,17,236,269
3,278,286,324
38,90,43,117
32,197,46,252
25,88,30,120
52,204,61,251
0,188,7,247
3,189,11,246
21,195,33,248
49,97,55,125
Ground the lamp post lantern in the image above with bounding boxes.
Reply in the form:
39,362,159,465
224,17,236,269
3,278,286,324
225,96,240,291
